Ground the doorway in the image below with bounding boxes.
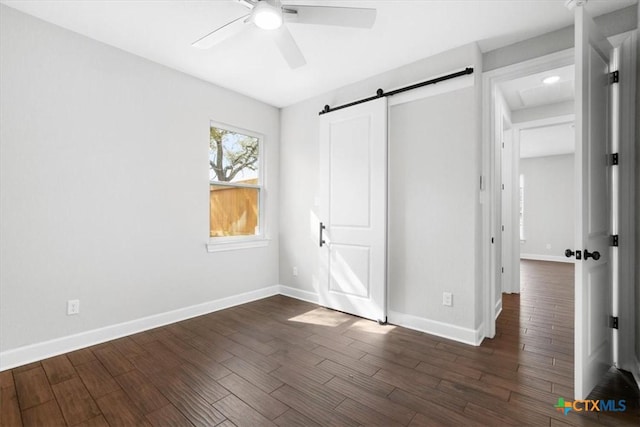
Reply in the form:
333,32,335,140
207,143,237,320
491,60,579,395
483,26,637,399
482,48,575,340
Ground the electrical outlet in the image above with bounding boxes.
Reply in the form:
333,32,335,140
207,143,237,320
442,292,453,307
67,299,80,315
546,243,552,250
292,266,298,277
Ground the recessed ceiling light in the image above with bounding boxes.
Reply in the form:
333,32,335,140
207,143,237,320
543,75,561,85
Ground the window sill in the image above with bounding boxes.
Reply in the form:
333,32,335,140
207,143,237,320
206,237,270,253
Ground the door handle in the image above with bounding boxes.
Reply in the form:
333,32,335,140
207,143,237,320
319,222,326,247
584,249,600,261
565,249,582,259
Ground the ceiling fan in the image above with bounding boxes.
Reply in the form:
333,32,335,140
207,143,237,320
192,0,377,69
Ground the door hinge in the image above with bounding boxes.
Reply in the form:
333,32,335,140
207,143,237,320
610,70,619,84
611,235,619,247
610,153,619,165
501,267,504,273
610,316,619,329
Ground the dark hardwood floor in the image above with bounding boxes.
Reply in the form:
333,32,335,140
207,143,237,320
1,260,638,426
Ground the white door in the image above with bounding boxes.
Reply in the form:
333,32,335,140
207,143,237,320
318,97,387,323
574,5,614,400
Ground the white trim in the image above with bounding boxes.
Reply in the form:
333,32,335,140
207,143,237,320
277,285,319,305
610,30,637,374
495,298,503,320
206,237,270,252
208,120,267,245
0,286,280,371
512,114,576,134
520,253,575,263
387,310,484,346
608,30,636,48
1,283,498,370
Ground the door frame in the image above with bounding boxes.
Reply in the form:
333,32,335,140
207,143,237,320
481,33,637,381
499,108,516,297
607,30,638,378
482,48,574,339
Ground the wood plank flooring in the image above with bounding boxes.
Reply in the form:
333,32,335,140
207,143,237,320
2,260,639,426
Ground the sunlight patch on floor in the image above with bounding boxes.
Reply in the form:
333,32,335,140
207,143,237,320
349,318,396,334
288,307,352,327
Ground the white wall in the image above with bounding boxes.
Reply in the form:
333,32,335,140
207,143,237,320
519,154,574,260
279,44,483,343
388,87,477,332
0,6,280,359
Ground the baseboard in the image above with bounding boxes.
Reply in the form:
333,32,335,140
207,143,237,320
520,253,574,263
387,310,484,346
495,299,503,320
1,284,491,370
278,289,485,346
278,285,319,305
0,285,280,371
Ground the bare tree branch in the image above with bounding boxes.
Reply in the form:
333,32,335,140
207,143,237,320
210,127,259,182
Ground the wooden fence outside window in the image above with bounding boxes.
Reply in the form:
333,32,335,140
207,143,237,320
209,179,259,237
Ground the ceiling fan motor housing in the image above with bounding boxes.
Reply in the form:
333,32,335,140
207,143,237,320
253,0,283,30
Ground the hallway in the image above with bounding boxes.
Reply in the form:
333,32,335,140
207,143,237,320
490,259,639,424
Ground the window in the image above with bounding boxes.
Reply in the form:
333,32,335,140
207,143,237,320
208,122,265,250
519,174,525,241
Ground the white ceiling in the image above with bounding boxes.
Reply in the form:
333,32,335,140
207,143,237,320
499,64,575,111
1,0,636,107
520,122,575,158
500,63,575,158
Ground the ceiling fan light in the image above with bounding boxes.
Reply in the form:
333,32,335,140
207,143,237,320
253,2,282,30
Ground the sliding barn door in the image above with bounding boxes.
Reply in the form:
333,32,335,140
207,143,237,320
318,98,387,323
573,5,614,400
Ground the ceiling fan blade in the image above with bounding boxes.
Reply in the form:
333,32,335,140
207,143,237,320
192,14,250,49
273,26,306,69
284,6,376,28
235,0,256,9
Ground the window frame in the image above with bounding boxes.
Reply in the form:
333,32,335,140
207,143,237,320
206,121,268,252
